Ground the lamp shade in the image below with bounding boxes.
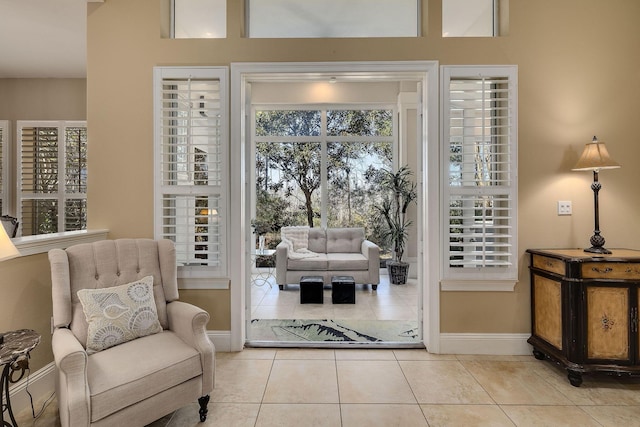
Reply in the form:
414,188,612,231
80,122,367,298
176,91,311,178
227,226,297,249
572,136,621,171
0,223,19,262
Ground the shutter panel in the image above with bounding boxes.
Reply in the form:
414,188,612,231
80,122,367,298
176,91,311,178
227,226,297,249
443,68,517,279
157,72,227,274
17,121,87,236
0,121,7,214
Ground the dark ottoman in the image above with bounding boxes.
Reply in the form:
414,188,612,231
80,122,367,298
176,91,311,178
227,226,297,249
300,275,324,304
331,275,355,304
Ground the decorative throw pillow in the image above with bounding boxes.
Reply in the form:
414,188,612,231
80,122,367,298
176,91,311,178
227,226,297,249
77,276,163,354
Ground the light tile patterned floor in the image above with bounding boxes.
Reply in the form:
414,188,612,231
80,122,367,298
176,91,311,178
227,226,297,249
16,275,640,426
250,274,420,322
17,348,640,426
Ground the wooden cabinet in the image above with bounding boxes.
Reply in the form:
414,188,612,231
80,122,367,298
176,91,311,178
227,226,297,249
527,248,640,386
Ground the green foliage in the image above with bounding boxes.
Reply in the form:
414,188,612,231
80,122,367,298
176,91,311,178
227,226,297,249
376,165,417,263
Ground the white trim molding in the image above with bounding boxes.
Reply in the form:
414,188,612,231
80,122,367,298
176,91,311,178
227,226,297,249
439,333,531,355
208,330,232,352
14,229,109,256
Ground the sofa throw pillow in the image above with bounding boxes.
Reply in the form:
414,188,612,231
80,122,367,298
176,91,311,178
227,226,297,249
77,276,163,354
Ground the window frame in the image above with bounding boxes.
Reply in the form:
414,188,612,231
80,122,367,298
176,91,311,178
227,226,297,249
251,103,398,232
16,120,88,237
0,120,9,215
440,65,518,291
246,0,420,38
153,66,230,286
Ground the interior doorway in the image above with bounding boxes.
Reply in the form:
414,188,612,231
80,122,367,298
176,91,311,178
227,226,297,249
229,62,440,352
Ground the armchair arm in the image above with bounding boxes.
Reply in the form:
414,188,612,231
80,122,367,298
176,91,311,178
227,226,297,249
51,328,90,427
362,240,380,285
166,301,214,395
275,241,289,285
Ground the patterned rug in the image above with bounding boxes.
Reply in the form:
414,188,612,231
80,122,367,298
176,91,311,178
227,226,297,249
249,318,420,343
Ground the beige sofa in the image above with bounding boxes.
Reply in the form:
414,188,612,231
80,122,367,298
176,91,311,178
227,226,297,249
276,227,380,290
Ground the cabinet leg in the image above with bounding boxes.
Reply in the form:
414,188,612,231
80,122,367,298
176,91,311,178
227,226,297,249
532,349,545,360
372,284,378,291
567,370,583,387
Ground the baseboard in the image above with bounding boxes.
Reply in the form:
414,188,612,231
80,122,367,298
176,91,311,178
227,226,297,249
439,333,532,355
208,330,232,352
8,361,56,418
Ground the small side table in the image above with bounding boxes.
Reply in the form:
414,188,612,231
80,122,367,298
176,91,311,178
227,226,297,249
0,329,41,427
251,249,276,288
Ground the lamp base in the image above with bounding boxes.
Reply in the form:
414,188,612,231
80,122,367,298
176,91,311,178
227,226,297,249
584,246,612,255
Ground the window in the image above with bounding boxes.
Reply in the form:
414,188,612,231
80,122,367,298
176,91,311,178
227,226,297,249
154,67,228,278
441,66,518,286
443,0,502,37
16,121,87,237
163,0,226,39
253,107,395,250
0,120,8,214
247,0,419,38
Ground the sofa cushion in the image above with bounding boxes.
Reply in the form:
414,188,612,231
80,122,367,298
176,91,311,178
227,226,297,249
327,253,369,270
326,228,364,253
307,228,327,253
88,331,202,422
287,254,328,270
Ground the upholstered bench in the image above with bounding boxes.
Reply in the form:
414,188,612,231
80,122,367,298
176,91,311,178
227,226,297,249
300,275,324,304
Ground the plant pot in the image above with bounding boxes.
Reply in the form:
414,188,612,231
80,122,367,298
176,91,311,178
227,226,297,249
387,261,409,285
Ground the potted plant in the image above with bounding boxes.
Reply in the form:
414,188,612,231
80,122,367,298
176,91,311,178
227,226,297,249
377,165,417,284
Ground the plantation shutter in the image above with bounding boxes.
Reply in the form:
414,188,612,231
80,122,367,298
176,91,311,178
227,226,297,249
154,67,228,277
17,121,87,236
442,66,518,283
0,121,7,214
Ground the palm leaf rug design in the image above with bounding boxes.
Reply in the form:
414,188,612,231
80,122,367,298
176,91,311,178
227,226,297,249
250,318,419,343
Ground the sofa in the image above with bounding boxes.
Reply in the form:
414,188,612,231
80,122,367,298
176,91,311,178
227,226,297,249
275,227,380,290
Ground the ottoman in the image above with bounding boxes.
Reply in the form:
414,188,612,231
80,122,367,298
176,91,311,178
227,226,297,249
331,275,355,304
300,275,324,304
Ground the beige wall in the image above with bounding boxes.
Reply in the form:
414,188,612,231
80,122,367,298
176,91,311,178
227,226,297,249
3,0,640,371
85,0,640,337
0,78,86,371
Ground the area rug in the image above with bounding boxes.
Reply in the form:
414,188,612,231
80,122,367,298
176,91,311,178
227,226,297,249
249,318,419,343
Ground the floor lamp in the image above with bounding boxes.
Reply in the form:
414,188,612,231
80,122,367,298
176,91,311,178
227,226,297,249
0,224,20,345
572,136,621,254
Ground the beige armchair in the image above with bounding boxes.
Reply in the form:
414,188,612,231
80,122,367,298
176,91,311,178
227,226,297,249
49,239,214,427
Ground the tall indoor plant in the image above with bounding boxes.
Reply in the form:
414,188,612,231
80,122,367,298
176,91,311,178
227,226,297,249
377,165,417,284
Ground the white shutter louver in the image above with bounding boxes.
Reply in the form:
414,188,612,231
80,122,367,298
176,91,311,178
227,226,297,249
443,67,518,281
17,121,87,236
155,69,228,276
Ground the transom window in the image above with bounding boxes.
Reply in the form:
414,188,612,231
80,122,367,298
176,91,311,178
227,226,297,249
247,0,419,38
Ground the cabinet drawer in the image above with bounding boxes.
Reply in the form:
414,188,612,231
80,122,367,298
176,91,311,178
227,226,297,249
532,255,565,275
581,263,640,279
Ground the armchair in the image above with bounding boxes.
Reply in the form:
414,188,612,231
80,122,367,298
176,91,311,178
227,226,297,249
49,239,214,427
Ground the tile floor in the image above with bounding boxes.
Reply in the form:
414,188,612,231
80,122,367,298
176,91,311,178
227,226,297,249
16,348,640,426
250,273,420,322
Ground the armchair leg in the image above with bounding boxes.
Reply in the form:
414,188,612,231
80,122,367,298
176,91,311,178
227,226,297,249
198,395,210,422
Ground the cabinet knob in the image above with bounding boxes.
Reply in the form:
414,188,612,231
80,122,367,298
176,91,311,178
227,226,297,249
591,267,613,274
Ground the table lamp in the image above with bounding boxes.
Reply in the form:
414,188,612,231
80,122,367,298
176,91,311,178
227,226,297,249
0,223,19,345
572,136,621,254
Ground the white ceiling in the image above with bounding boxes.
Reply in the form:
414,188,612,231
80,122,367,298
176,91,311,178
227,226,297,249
0,0,87,78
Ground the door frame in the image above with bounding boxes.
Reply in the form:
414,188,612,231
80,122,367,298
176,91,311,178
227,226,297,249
229,61,440,352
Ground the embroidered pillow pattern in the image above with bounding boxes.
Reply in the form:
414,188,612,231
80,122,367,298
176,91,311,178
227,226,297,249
77,276,163,353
